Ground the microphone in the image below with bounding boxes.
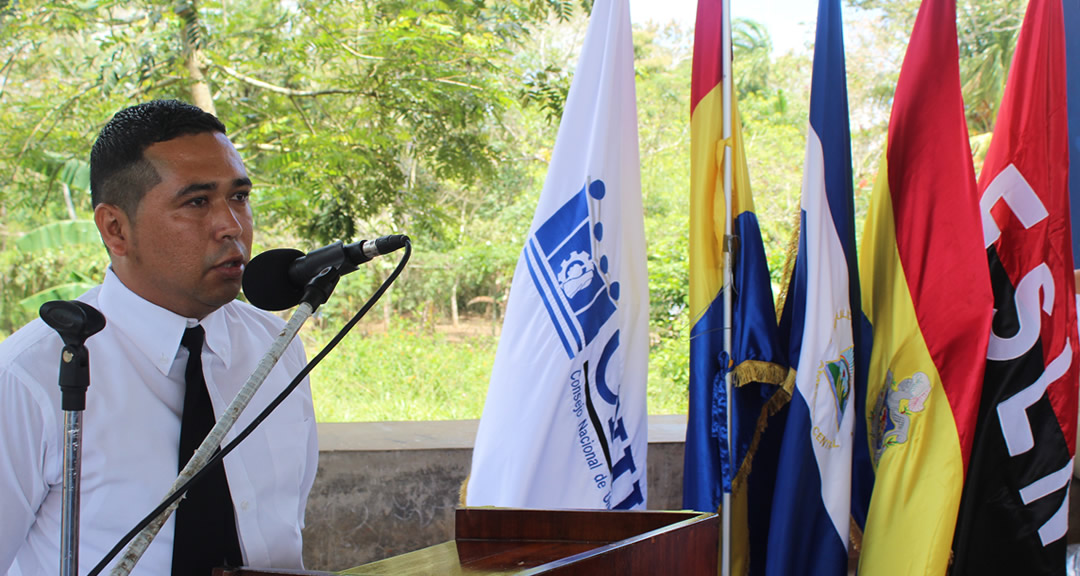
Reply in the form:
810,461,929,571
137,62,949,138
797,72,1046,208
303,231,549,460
243,234,409,311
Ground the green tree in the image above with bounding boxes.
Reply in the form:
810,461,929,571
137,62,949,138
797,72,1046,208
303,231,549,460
733,18,773,98
846,0,1025,135
0,0,586,244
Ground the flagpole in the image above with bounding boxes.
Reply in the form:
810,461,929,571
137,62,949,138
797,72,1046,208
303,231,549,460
720,0,734,574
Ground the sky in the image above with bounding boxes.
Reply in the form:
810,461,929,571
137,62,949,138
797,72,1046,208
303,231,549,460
628,0,822,56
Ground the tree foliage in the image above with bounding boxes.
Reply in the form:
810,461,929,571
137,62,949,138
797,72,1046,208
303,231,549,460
0,0,589,244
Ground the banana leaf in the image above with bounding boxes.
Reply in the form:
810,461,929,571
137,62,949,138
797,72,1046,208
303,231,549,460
18,282,97,313
15,221,100,252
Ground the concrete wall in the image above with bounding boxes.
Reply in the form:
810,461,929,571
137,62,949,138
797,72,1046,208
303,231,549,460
301,415,688,572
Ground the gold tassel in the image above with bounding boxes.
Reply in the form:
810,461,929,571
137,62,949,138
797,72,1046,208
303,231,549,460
772,211,803,322
731,360,787,389
778,366,797,396
849,515,863,556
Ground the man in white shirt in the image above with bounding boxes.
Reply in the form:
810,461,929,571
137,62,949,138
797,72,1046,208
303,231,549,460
0,100,318,575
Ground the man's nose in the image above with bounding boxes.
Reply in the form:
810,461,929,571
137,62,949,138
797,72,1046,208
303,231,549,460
214,200,247,240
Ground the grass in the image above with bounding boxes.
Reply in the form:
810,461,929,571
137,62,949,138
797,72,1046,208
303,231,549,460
0,313,690,422
301,316,689,422
301,320,498,422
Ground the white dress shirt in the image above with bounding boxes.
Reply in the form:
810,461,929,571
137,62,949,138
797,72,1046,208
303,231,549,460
0,269,318,576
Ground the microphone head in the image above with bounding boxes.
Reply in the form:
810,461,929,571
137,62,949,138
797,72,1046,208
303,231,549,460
243,248,306,311
39,300,106,347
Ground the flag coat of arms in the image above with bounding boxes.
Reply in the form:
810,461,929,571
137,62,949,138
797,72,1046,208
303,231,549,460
857,0,994,573
466,0,649,510
684,1,787,572
765,0,871,573
952,0,1079,571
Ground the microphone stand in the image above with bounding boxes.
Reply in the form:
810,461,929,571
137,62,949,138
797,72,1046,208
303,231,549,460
109,267,340,576
39,301,107,576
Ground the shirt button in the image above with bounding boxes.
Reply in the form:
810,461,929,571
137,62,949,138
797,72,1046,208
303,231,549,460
240,501,250,511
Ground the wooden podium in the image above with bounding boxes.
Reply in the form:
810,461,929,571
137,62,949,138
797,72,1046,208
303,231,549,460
217,508,718,575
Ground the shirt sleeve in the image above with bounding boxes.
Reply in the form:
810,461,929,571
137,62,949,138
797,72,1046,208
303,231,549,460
0,369,56,573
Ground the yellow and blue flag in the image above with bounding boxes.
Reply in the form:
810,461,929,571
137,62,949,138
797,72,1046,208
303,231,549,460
684,0,786,572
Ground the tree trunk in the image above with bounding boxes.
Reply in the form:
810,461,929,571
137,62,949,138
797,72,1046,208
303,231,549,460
451,279,459,328
176,1,216,115
61,182,76,220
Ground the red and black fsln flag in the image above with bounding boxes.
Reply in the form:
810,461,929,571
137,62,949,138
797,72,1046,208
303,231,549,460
952,0,1079,573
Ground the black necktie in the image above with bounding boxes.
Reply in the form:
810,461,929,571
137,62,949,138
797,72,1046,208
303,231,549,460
172,325,244,575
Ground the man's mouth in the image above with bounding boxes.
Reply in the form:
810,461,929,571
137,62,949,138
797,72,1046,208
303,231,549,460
213,257,246,273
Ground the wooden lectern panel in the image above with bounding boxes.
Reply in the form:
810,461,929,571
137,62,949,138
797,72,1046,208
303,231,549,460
217,508,718,576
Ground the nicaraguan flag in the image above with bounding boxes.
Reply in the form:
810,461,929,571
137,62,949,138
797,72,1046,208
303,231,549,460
466,0,649,510
765,0,869,573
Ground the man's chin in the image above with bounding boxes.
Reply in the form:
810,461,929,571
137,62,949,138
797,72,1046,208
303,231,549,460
202,284,244,312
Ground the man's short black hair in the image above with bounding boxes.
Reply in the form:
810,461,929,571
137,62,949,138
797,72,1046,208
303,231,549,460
90,99,227,219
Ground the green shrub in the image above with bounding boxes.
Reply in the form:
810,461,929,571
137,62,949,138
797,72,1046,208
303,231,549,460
0,240,107,335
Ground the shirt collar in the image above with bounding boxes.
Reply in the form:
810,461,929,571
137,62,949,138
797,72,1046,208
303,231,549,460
98,268,234,375
200,301,233,370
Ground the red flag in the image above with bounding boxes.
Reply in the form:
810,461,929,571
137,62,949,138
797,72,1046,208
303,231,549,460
952,0,1079,571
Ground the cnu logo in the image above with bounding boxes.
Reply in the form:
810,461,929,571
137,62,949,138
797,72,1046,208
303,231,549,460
525,179,619,359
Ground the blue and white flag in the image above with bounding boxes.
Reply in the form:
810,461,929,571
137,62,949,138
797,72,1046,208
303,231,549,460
765,0,868,573
1066,0,1080,486
1067,0,1080,266
466,0,649,510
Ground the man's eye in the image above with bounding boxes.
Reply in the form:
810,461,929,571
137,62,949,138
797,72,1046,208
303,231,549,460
233,191,251,202
187,197,208,207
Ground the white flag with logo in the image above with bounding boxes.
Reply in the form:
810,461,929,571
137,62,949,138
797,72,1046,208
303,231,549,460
466,0,648,510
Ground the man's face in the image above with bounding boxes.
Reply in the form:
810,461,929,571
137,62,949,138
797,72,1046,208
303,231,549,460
115,131,253,319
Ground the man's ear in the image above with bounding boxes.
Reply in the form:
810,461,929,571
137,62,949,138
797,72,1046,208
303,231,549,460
94,203,131,257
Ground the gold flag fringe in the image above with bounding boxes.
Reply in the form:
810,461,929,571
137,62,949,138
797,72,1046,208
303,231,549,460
849,515,863,559
730,360,787,389
730,363,794,493
772,211,804,322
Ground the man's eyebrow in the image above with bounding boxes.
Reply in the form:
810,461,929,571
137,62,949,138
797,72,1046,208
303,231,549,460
176,178,252,198
176,182,217,198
